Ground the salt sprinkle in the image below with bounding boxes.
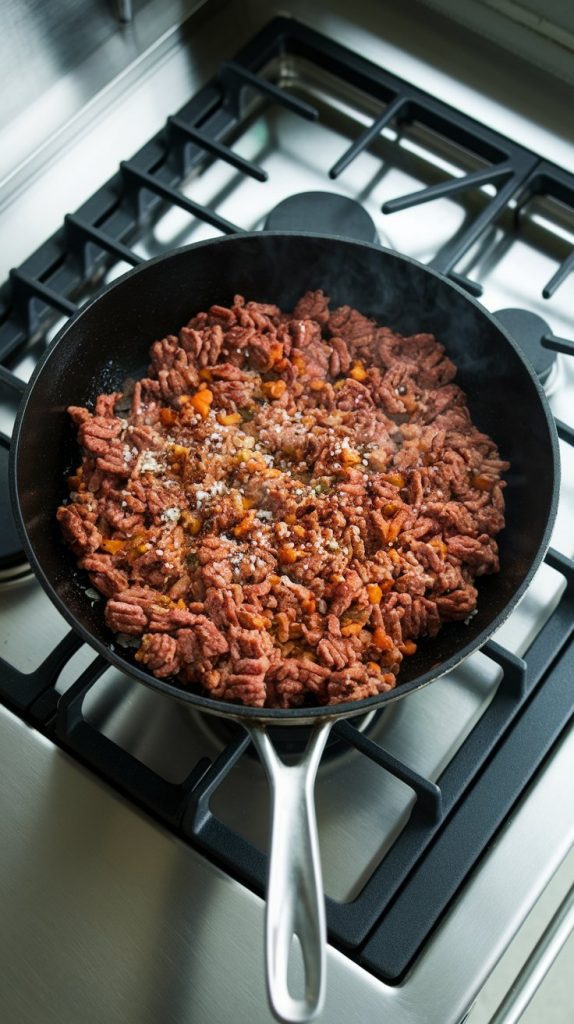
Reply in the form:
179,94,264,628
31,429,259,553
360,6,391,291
139,451,161,472
161,507,181,523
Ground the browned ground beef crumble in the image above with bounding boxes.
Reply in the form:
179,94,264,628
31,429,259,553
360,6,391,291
57,291,509,708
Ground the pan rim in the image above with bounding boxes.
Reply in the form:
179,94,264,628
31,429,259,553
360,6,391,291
9,231,561,724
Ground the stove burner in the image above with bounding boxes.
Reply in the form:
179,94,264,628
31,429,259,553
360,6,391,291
264,191,379,244
495,308,557,390
0,445,32,587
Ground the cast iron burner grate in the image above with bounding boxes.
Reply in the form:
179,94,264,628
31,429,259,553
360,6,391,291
0,441,31,585
1,16,574,985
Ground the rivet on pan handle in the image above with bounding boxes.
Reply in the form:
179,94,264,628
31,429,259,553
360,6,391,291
248,721,333,1024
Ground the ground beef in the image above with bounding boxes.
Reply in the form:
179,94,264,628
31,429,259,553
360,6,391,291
58,290,509,708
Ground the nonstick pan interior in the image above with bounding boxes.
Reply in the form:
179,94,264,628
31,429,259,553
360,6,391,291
10,233,559,721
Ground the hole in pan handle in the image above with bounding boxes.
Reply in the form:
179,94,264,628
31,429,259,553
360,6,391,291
247,720,333,1024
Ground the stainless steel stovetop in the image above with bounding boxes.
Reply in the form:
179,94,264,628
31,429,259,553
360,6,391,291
1,3,574,1023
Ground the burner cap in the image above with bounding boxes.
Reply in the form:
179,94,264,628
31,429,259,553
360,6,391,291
495,308,555,386
0,444,31,585
264,191,379,244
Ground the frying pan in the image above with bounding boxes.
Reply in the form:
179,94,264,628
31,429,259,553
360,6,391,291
10,233,559,1024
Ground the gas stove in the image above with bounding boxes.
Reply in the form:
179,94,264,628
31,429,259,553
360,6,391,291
1,4,574,1023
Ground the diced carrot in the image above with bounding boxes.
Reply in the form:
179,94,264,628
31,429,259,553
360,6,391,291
278,546,298,565
284,513,296,525
263,379,287,400
309,379,325,391
429,536,448,556
247,454,268,471
388,548,400,564
373,628,394,651
292,354,306,371
401,640,417,656
293,525,305,538
180,511,202,535
349,361,367,382
367,583,383,604
101,539,125,554
367,661,382,674
341,447,361,465
269,342,284,364
386,512,405,543
238,609,270,630
233,512,256,537
189,389,213,418
160,407,177,426
341,622,363,636
302,597,316,614
386,472,405,488
217,411,242,426
170,444,189,459
269,574,281,586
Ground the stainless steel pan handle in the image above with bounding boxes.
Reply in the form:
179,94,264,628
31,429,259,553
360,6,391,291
248,721,333,1024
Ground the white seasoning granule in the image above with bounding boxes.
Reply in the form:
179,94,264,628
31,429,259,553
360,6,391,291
161,507,181,523
139,451,161,473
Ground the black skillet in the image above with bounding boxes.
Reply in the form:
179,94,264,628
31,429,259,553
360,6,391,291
10,233,560,1024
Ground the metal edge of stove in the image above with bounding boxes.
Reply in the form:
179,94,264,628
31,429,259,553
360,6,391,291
414,0,574,86
0,0,211,208
0,701,572,1024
